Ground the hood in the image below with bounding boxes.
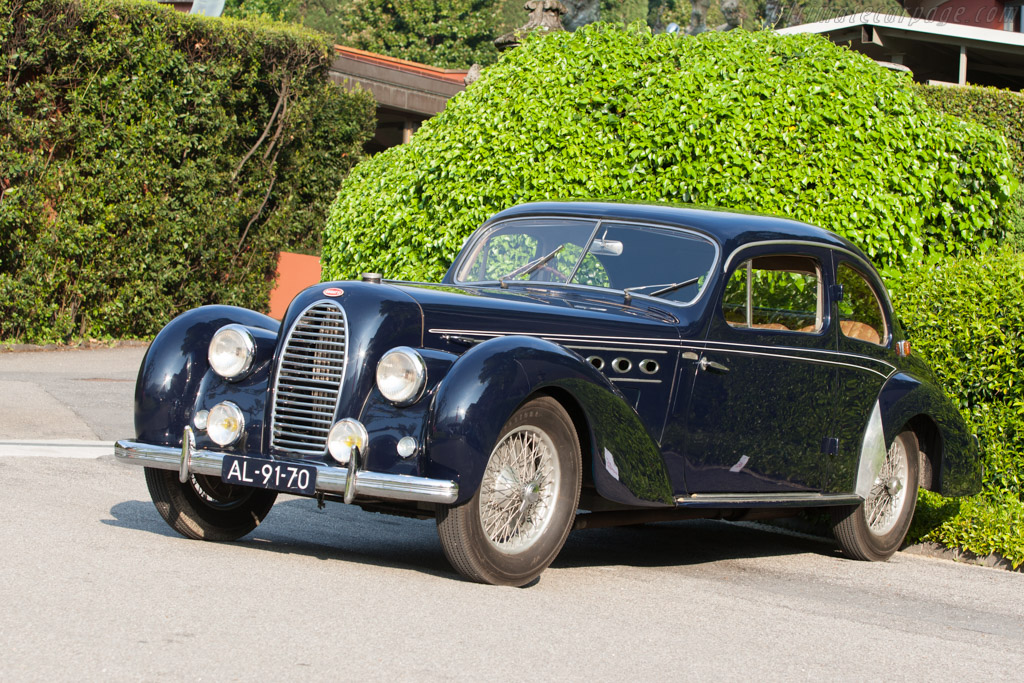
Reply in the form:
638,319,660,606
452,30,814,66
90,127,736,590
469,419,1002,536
388,282,700,349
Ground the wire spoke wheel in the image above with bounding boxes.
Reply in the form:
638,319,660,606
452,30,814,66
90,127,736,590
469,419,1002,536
479,426,561,553
436,396,581,586
832,429,919,562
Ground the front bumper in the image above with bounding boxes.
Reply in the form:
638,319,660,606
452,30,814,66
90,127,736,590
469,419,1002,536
114,435,458,505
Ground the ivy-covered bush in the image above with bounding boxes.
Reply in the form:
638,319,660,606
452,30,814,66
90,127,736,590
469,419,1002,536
0,0,375,343
917,84,1024,249
323,25,1015,282
892,248,1024,567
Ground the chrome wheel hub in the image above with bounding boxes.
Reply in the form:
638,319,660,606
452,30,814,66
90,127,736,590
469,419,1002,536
479,426,560,554
865,438,909,535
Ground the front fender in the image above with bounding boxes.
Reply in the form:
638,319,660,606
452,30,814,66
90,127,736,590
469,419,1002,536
877,372,981,497
424,335,673,507
134,306,279,448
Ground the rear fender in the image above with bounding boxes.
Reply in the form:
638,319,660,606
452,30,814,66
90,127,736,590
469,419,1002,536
876,372,981,497
425,335,673,507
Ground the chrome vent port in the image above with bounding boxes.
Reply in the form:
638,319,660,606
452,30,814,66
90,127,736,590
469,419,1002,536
639,359,660,375
270,301,348,456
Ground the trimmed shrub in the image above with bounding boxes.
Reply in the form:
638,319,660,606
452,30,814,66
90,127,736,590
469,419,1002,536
917,84,1024,249
323,25,1015,283
891,247,1024,567
0,0,375,343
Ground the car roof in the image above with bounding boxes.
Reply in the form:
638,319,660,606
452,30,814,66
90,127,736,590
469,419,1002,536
486,201,871,266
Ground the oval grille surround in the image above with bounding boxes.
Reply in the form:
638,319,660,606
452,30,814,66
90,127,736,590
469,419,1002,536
270,301,348,456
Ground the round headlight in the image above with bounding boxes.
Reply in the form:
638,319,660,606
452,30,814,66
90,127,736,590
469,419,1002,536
328,418,368,465
208,324,255,380
376,347,426,405
207,401,244,446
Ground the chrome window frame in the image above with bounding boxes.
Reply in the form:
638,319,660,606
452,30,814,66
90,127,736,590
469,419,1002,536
722,253,825,336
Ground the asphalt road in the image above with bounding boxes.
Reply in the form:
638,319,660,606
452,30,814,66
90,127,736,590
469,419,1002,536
1,347,1022,680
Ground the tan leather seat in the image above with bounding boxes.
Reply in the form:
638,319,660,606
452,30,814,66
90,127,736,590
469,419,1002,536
841,320,881,344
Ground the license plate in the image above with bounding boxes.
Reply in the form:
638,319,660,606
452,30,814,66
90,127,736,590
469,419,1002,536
221,455,317,496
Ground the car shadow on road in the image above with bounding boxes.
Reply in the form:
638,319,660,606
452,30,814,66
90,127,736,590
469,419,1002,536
106,497,842,580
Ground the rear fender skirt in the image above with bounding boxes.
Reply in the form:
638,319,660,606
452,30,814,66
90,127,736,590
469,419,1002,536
425,335,673,507
875,372,981,497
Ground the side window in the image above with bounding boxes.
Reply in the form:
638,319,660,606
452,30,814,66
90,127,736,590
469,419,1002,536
837,263,887,345
723,255,823,333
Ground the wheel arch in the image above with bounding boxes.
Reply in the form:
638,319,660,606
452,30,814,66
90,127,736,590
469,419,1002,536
905,413,942,493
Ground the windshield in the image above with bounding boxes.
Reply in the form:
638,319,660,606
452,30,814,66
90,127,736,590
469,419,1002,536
455,217,718,305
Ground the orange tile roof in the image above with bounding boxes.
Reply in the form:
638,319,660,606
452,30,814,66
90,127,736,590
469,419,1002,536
333,45,469,85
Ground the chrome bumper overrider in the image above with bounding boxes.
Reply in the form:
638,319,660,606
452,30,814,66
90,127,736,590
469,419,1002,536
114,437,458,505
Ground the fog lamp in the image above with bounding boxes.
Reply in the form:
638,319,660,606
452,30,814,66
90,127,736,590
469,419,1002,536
207,401,244,446
328,418,368,465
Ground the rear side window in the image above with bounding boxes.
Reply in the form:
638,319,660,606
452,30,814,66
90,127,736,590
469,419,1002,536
723,255,823,333
837,263,887,345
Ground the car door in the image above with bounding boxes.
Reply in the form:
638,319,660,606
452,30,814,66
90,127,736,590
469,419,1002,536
679,246,837,494
827,257,896,493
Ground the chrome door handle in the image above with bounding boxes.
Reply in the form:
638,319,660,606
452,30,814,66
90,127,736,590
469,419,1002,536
699,357,729,374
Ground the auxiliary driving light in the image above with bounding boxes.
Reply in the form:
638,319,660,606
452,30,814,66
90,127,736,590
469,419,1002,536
208,324,256,380
207,401,244,446
328,418,368,465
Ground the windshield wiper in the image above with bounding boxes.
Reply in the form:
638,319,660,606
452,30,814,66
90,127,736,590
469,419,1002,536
499,245,564,289
622,276,701,304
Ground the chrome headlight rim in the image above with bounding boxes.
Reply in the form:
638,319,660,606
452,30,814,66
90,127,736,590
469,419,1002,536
208,324,256,381
376,346,427,406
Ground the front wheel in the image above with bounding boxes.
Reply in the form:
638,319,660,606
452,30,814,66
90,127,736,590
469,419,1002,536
832,429,919,562
145,467,277,541
437,396,582,586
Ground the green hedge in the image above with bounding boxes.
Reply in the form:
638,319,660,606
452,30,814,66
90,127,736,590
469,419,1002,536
0,0,375,343
323,25,1015,283
892,248,1024,568
917,84,1024,249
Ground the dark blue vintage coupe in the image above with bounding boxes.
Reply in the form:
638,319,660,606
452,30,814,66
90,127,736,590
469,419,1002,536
116,202,980,585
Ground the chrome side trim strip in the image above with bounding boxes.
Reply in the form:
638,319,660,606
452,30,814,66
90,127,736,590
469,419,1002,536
675,492,863,508
565,345,669,354
609,378,662,384
432,329,897,382
114,439,458,505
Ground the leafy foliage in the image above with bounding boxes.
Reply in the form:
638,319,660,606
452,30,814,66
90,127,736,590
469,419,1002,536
891,248,1024,567
0,0,375,343
917,84,1024,250
323,25,1014,282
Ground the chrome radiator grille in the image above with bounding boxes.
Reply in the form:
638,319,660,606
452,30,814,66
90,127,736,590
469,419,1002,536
270,301,348,456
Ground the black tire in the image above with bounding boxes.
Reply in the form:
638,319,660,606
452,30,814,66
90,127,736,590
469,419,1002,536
144,467,277,542
832,430,919,562
437,396,582,586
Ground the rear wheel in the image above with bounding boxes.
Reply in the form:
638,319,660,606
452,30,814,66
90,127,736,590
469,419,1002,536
437,397,582,586
145,467,277,541
832,429,919,561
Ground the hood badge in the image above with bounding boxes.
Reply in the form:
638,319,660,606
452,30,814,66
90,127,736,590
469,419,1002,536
322,287,344,297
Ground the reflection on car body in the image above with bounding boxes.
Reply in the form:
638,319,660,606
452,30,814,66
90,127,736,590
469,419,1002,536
115,202,980,585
